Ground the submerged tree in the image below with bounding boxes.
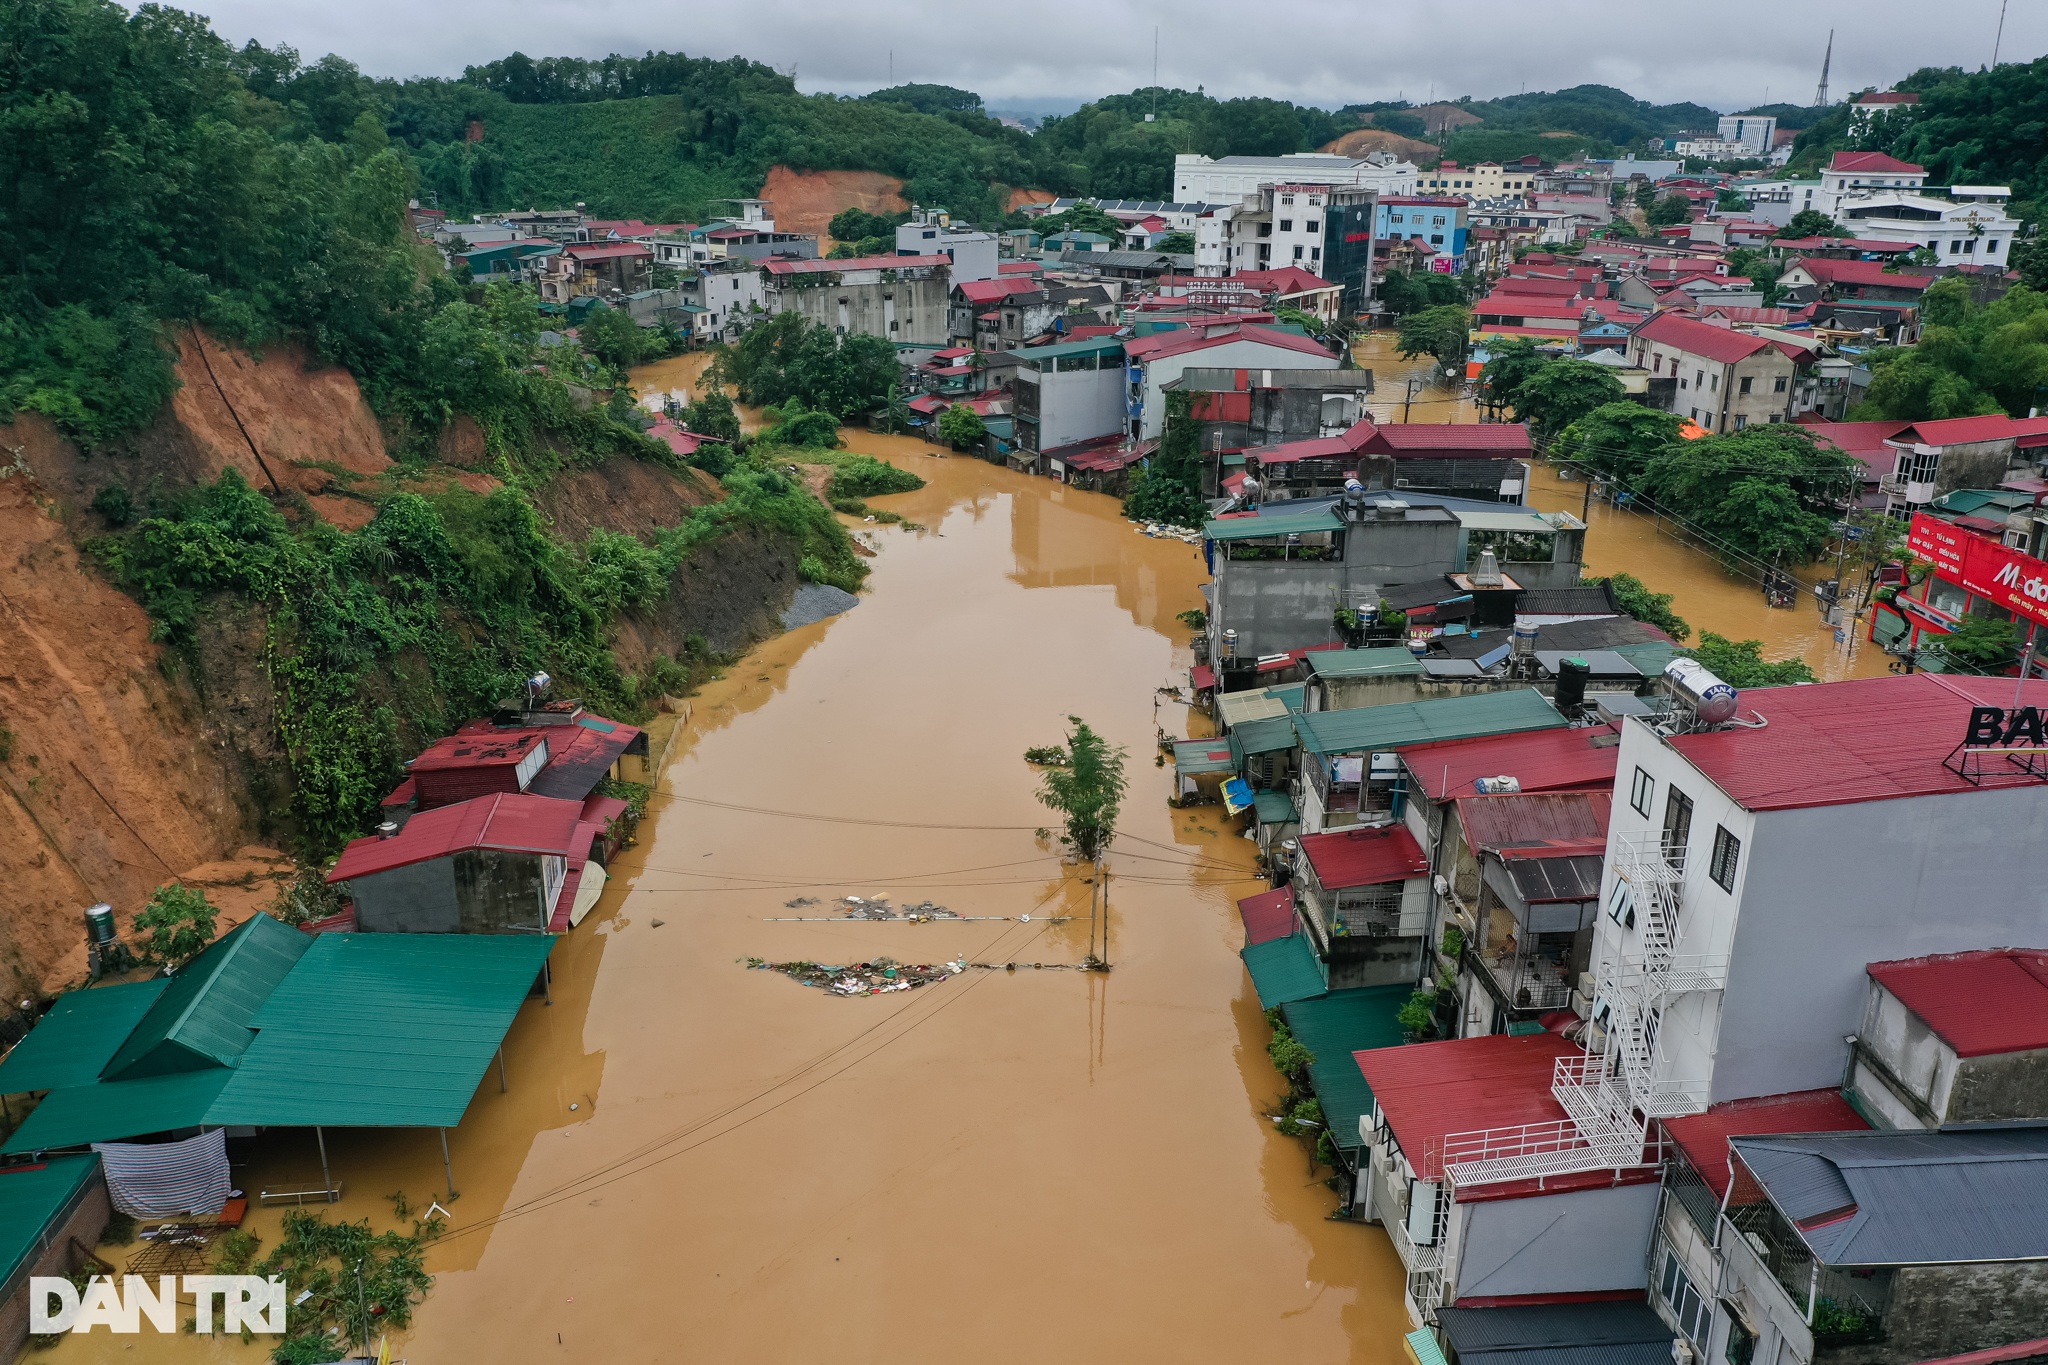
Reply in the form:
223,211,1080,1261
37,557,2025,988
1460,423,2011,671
1033,717,1128,863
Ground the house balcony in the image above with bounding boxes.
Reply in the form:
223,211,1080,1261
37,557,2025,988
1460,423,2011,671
1425,1053,1660,1189
1474,903,1577,1013
1368,1146,1443,1277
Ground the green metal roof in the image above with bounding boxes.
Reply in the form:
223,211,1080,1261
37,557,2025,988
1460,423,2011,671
105,914,310,1082
1011,336,1126,362
1294,688,1563,759
1269,684,1308,713
215,931,556,1130
1173,739,1238,777
1406,1328,1451,1365
1228,715,1299,763
1253,789,1298,825
1281,985,1410,1154
0,1154,101,1284
1204,507,1344,542
1932,489,2029,516
1609,641,1683,678
3,919,556,1152
1242,936,1327,1009
1305,648,1425,680
0,980,167,1093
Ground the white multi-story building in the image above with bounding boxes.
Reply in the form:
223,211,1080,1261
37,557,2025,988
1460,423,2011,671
1716,114,1777,156
1173,151,1417,203
1673,136,1751,161
1193,183,1374,279
895,207,998,283
1835,190,2019,268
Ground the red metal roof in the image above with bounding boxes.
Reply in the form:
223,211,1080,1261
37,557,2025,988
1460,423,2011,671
1855,91,1921,106
2014,417,2048,449
1789,257,1933,291
955,277,1043,304
1300,823,1427,890
410,730,545,775
1231,266,1337,296
1364,423,1534,456
1797,419,1914,478
1123,323,1334,365
1774,236,1917,253
565,243,652,262
1404,724,1622,802
1667,674,2048,811
763,253,950,276
1891,415,2022,447
1455,792,1612,853
327,792,586,881
1663,1090,1868,1197
1829,151,1925,175
1633,311,1771,365
1474,292,1589,321
646,420,707,457
1355,1032,1584,1182
1866,950,2048,1057
1238,887,1297,946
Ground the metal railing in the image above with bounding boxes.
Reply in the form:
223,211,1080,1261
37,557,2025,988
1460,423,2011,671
1424,1053,1661,1187
1370,1161,1443,1274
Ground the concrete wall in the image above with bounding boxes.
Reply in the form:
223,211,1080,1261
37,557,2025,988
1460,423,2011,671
766,273,950,345
1016,366,1124,453
1449,1180,1661,1301
1848,1262,2048,1365
353,857,461,933
1136,339,1340,440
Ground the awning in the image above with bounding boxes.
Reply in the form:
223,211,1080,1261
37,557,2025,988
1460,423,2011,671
1280,986,1410,1154
1242,936,1328,1009
1253,789,1298,825
1222,778,1255,813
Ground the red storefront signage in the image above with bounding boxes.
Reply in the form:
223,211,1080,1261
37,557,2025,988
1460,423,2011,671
1907,512,2048,629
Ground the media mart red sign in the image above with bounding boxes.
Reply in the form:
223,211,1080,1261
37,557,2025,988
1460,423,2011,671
1907,512,2048,630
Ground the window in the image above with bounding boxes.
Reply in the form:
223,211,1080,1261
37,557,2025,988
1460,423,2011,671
1734,415,1747,430
1951,240,1963,254
1390,213,1405,224
1739,376,1752,396
1630,765,1654,817
1281,194,1295,206
1307,219,1320,233
1709,826,1741,891
1431,234,1444,245
1660,1250,1712,1345
1432,215,1446,226
1310,247,1321,262
1293,245,1304,260
1773,375,1788,392
1710,373,1719,393
1279,219,1294,232
1662,787,1694,867
1988,239,2000,252
1695,369,1705,387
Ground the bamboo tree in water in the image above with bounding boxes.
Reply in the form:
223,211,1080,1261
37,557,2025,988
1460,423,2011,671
1033,717,1128,862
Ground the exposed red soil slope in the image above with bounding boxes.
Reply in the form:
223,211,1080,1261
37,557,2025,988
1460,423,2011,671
760,166,908,240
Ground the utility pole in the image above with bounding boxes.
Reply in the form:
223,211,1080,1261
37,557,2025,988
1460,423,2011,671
1813,30,1834,108
1993,0,2010,67
1403,375,1423,422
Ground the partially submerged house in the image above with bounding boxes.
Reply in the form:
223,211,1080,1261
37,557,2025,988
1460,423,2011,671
0,915,552,1204
327,790,618,934
1,1154,110,1363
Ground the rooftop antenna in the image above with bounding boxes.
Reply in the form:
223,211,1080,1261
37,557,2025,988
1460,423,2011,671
1993,0,2009,66
888,50,892,84
1150,27,1159,122
1813,29,1833,107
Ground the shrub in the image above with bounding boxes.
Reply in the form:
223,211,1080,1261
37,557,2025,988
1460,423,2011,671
135,884,218,969
827,455,926,499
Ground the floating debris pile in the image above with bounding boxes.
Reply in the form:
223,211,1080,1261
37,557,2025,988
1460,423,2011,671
745,956,965,996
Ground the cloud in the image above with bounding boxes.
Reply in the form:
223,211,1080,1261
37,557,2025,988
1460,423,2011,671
199,0,2040,113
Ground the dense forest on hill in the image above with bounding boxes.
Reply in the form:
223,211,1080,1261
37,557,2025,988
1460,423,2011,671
0,0,863,854
1347,85,1727,165
1789,56,2048,215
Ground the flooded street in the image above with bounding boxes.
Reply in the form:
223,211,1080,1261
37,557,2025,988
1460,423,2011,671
1354,334,1887,682
396,428,1411,1358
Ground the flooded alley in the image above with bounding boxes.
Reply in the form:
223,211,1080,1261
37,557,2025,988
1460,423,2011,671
387,435,1412,1360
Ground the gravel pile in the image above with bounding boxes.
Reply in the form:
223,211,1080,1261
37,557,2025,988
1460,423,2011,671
780,583,861,630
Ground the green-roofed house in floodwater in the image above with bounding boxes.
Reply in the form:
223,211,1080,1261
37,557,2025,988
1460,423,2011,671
0,915,554,1201
0,1154,111,1363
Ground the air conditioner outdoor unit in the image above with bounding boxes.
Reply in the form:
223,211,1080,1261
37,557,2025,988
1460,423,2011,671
1672,1342,1696,1365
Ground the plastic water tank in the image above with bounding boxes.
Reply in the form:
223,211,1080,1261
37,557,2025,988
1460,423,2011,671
1665,658,1740,724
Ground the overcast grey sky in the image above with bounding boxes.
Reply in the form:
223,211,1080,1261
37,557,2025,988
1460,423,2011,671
193,0,2042,113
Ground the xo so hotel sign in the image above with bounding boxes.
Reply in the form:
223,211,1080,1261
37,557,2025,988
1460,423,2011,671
1906,513,2048,631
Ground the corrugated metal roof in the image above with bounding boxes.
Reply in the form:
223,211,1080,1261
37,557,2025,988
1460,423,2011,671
1242,936,1327,1008
1434,617,1669,660
1669,675,2048,811
1500,854,1605,903
1295,689,1564,758
103,915,311,1081
1253,789,1298,825
1732,1129,2048,1266
329,792,586,881
1457,792,1612,852
1304,648,1425,680
1867,950,2048,1057
0,1155,100,1283
1228,715,1299,760
1437,1302,1674,1362
1238,888,1297,946
1301,823,1428,890
1663,1089,1867,1198
1011,336,1126,362
1355,1032,1584,1180
1172,739,1237,776
1203,506,1344,541
1516,585,1618,616
4,918,556,1152
1282,986,1409,1153
1218,689,1291,728
0,981,167,1093
524,720,642,801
